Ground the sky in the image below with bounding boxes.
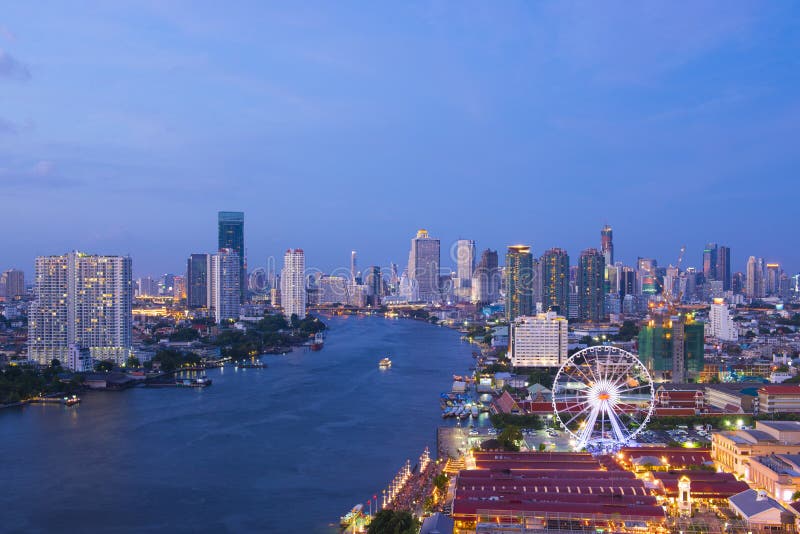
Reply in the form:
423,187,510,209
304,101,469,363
1,1,799,278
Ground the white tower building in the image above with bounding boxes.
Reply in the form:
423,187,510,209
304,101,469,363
708,298,738,342
28,251,133,369
281,249,306,319
208,248,241,324
509,312,568,368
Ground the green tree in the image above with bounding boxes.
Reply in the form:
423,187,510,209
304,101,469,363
367,510,419,534
497,426,523,451
94,360,114,372
433,473,448,493
126,356,141,368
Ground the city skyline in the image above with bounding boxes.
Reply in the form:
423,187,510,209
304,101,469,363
2,3,799,276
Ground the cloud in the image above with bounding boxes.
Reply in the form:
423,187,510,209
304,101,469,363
0,50,31,81
0,26,15,42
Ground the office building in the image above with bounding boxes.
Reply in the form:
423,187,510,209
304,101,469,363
708,298,738,342
712,421,800,479
218,211,246,303
281,249,306,319
350,250,357,284
136,277,158,297
28,251,133,369
172,275,186,301
703,243,718,282
717,246,731,290
207,249,240,323
540,248,569,316
509,312,568,368
1,269,25,300
577,248,605,322
471,249,500,305
187,253,209,309
364,266,383,306
505,245,533,320
407,229,440,303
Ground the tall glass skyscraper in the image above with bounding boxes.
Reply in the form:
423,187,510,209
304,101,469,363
218,211,245,303
541,248,569,316
505,245,533,321
187,253,209,309
716,245,731,290
600,225,613,266
471,249,500,305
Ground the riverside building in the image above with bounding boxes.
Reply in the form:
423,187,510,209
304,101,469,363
28,251,133,369
509,312,568,368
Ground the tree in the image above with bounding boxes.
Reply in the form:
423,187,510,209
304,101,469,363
497,426,523,451
126,356,141,368
433,473,448,493
367,510,419,534
51,359,62,368
538,443,547,452
94,360,114,372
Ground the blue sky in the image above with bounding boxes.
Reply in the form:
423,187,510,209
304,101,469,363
1,1,798,278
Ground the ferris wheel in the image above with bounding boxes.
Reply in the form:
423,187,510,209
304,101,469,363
552,346,654,451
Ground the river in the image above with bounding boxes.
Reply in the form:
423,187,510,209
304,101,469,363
0,315,477,533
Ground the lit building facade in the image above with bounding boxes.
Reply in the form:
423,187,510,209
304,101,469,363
505,245,533,321
577,248,605,322
208,249,240,323
509,312,568,368
218,211,246,303
638,313,704,382
281,249,306,319
540,247,569,316
28,251,133,368
471,249,500,305
407,229,440,303
708,299,738,342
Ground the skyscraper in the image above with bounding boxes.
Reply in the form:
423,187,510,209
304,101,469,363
281,249,306,319
187,254,209,309
207,249,240,323
471,249,500,305
28,251,133,369
505,245,533,321
218,211,246,303
703,243,718,282
716,246,731,290
454,239,476,301
540,248,569,316
407,229,441,303
350,250,358,284
1,269,25,300
766,263,781,295
600,225,613,266
746,256,765,298
577,248,605,322
364,266,383,306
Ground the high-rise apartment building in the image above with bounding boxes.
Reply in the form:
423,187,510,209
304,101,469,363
509,312,568,368
187,253,209,309
218,211,246,303
505,245,533,321
407,229,440,303
281,249,306,319
709,298,738,342
173,275,186,301
350,250,358,284
454,239,476,301
1,269,25,300
364,266,383,306
766,263,781,296
471,249,500,305
577,248,605,322
28,252,132,369
639,312,704,383
540,248,569,316
746,256,765,298
207,249,240,323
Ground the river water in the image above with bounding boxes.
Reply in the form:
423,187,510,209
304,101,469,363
0,315,476,533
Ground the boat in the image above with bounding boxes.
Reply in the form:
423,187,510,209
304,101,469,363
379,357,392,369
175,375,212,388
340,504,363,528
310,332,324,351
236,361,267,369
64,395,81,406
